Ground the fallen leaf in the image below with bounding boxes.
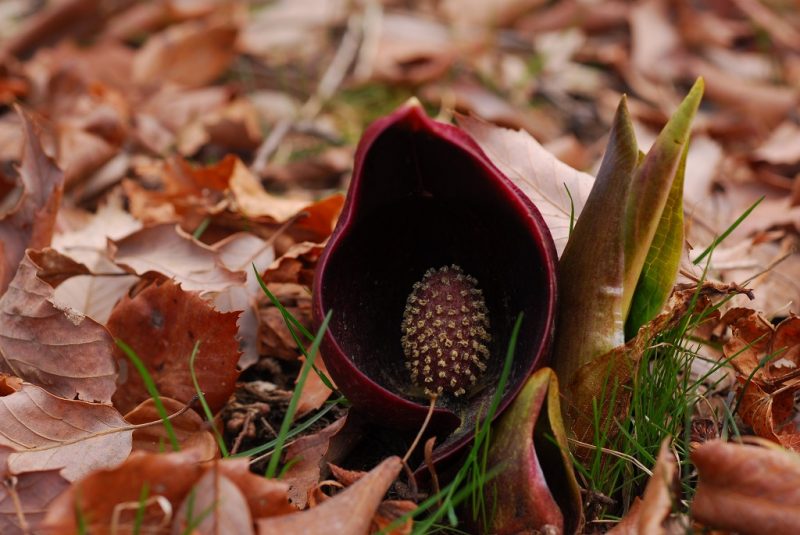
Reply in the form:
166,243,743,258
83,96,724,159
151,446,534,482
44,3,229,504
752,121,800,165
0,382,131,481
124,397,218,458
215,459,295,519
109,223,245,296
229,158,310,222
133,20,238,88
107,279,241,414
51,196,141,323
371,500,416,535
457,114,595,256
172,466,254,535
0,107,64,295
0,249,117,402
692,440,800,535
636,440,679,534
281,416,350,509
0,466,70,535
213,232,276,369
295,356,336,418
264,241,325,287
257,456,401,535
41,447,209,534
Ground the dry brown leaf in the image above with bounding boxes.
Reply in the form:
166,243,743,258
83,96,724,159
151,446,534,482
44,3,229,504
41,447,209,534
51,197,141,323
0,382,131,481
371,500,416,535
441,0,545,27
457,114,595,256
752,121,800,165
692,440,800,535
229,158,309,222
172,466,254,535
0,249,117,402
295,355,336,418
109,223,245,296
0,0,100,58
258,282,313,361
107,279,240,414
366,13,458,85
264,241,325,287
177,98,263,155
133,20,239,88
281,416,349,508
124,397,218,459
0,108,64,295
257,456,401,535
213,232,275,369
215,459,295,519
0,465,70,535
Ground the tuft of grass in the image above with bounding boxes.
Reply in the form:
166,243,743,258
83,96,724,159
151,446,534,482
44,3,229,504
579,202,763,518
116,339,181,452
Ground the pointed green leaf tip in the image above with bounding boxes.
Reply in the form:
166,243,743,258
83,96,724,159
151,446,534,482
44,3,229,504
622,78,703,319
551,80,704,436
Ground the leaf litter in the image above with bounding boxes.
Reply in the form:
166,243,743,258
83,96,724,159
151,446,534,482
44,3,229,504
0,0,798,533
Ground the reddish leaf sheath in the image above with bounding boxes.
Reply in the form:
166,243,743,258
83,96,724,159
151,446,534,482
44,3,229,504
312,102,557,465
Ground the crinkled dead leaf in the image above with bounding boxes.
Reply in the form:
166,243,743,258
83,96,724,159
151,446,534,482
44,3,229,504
257,456,401,535
281,416,360,509
485,367,583,535
692,440,800,535
0,249,117,402
258,282,313,361
107,279,240,414
228,157,310,222
109,223,245,296
0,107,64,295
133,20,239,89
264,241,325,287
457,114,595,257
41,447,209,534
124,397,218,459
0,382,131,481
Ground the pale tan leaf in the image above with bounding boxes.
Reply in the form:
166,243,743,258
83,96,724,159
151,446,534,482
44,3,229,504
172,467,254,535
0,466,69,535
109,224,245,296
457,114,595,256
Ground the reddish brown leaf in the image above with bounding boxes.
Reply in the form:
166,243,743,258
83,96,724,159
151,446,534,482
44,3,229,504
133,20,238,89
109,224,245,296
124,397,218,459
257,456,402,535
0,108,64,295
295,356,336,418
0,250,117,402
0,383,131,481
281,416,352,509
372,500,415,535
107,279,240,414
264,241,325,287
41,448,209,534
692,440,800,535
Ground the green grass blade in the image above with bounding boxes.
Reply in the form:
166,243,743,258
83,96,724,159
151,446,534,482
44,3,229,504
116,339,181,452
264,311,332,478
133,482,150,535
188,340,229,457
